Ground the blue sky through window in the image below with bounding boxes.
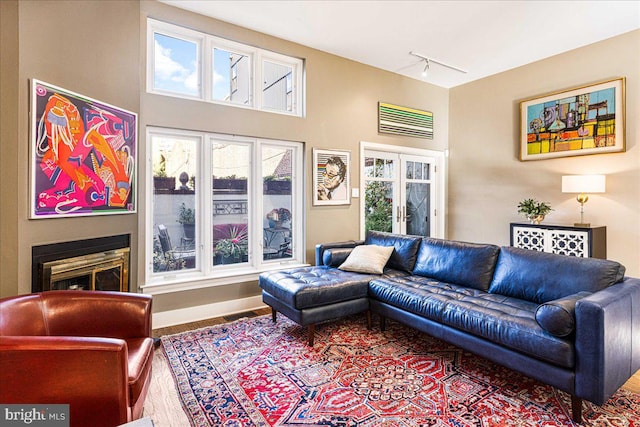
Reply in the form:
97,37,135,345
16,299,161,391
153,33,199,96
213,49,231,100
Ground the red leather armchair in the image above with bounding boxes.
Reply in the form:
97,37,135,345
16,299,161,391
0,291,153,427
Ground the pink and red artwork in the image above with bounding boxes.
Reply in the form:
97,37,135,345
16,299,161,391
30,80,137,218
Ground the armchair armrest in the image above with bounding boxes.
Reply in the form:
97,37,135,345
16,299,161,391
0,335,130,427
44,291,152,339
315,240,364,266
575,277,640,405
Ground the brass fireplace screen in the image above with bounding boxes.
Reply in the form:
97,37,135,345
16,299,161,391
41,248,130,292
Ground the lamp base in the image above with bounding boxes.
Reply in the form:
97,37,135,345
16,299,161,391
574,222,591,228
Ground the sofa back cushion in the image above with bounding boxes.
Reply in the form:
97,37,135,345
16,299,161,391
489,246,626,304
412,238,501,290
365,231,422,272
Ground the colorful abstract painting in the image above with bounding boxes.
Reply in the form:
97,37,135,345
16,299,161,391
30,80,137,218
520,78,625,161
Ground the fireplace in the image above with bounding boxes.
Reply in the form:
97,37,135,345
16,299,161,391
32,235,130,293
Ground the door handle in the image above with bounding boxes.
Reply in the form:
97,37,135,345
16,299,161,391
396,206,401,223
402,206,407,222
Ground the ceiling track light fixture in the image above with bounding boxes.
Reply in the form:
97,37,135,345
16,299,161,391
421,58,430,77
410,51,468,75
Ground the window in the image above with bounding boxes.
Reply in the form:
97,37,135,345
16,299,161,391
147,127,304,290
212,45,251,106
148,19,304,116
360,142,446,239
149,22,203,98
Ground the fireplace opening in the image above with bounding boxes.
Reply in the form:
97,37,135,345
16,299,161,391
32,235,131,293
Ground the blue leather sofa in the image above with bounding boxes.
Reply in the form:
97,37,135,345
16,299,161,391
260,231,640,422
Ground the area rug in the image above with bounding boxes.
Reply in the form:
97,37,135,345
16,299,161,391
161,315,640,426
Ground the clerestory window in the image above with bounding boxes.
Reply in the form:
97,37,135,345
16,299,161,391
147,18,304,116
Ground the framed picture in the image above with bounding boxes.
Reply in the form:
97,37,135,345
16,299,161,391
30,79,137,218
313,149,351,206
520,77,625,161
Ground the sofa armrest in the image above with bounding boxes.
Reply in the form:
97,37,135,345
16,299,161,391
574,277,640,405
0,336,130,426
44,291,153,339
315,240,364,266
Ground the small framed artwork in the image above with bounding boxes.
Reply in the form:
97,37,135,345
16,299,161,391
313,149,351,206
520,77,625,161
30,79,137,218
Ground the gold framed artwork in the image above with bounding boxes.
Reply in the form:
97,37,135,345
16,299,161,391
313,149,350,206
519,78,625,161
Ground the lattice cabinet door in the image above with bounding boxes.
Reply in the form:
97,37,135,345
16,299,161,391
510,223,606,259
547,229,589,258
512,226,546,252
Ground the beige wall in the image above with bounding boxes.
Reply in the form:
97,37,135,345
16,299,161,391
449,30,640,276
0,0,20,298
0,0,141,297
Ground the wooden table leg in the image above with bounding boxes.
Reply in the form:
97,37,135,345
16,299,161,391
571,395,582,424
308,324,315,346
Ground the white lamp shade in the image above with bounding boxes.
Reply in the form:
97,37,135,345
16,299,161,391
562,175,606,193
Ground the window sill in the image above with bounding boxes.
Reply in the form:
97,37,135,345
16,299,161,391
140,261,310,295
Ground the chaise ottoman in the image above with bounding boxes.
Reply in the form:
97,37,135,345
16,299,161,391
259,266,377,345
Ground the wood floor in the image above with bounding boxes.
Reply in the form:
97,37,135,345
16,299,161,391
152,308,640,394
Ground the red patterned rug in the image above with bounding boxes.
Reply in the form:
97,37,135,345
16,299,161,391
161,314,639,426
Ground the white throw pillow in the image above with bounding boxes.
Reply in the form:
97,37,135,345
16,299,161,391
338,245,394,274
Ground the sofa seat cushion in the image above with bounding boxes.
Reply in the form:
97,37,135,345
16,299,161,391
126,337,154,406
369,276,575,368
260,266,408,310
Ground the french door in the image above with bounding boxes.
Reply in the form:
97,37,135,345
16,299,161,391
360,143,444,239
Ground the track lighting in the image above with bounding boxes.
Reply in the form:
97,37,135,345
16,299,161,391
410,51,468,75
421,59,430,77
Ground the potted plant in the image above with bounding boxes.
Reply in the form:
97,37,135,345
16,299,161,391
266,208,292,228
153,155,176,191
177,203,195,240
214,224,248,264
517,198,553,224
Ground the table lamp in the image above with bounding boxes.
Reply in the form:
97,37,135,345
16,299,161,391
561,175,606,227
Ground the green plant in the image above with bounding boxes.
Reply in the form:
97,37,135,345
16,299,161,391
154,154,168,177
215,225,248,259
177,202,195,224
152,238,185,272
517,198,553,216
365,181,392,233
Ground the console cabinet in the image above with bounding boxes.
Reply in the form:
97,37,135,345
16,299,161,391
510,222,606,259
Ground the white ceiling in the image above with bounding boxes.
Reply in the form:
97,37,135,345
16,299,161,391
161,0,640,88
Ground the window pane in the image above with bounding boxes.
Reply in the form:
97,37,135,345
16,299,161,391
212,143,249,266
153,33,199,97
263,146,292,261
263,61,293,112
152,136,198,273
365,181,393,234
212,48,250,105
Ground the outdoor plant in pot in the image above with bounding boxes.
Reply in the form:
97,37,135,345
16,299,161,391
214,224,248,264
517,198,553,224
266,208,291,228
177,202,195,240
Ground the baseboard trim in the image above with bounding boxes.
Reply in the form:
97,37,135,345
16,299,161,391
152,295,266,329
